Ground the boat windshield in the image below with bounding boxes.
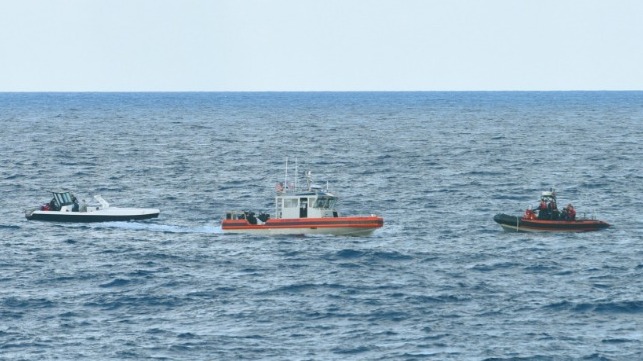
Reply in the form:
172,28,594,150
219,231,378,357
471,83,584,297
313,196,337,209
53,192,74,207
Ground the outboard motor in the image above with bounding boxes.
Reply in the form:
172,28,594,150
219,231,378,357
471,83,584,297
257,213,270,223
246,211,257,225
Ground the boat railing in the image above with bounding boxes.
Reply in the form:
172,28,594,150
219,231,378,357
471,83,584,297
225,210,245,220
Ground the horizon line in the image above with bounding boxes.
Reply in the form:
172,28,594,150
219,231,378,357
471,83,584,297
1,89,642,93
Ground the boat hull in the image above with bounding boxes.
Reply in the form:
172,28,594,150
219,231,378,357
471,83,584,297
26,208,160,222
222,216,383,236
493,213,610,233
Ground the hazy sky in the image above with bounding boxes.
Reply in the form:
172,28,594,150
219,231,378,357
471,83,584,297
1,0,642,91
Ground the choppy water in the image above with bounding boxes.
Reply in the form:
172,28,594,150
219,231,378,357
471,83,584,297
1,92,642,360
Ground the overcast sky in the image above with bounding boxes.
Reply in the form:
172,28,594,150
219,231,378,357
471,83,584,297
1,0,642,91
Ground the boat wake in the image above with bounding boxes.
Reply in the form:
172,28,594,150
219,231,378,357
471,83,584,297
90,222,222,234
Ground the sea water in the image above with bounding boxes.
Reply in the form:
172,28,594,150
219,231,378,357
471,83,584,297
1,92,642,360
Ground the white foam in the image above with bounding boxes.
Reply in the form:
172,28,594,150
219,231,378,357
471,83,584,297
90,222,222,234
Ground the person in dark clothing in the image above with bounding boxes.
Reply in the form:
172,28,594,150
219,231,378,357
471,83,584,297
548,200,559,220
537,199,549,219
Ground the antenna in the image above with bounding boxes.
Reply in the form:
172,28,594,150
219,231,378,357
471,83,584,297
306,170,312,191
284,158,288,193
294,158,298,191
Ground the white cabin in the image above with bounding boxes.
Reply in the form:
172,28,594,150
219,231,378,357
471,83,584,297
274,188,338,219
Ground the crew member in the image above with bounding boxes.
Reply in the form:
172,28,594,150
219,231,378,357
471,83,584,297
548,200,559,220
565,204,576,221
537,198,548,219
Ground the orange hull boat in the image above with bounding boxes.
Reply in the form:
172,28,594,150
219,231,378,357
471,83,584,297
222,165,383,236
222,215,383,236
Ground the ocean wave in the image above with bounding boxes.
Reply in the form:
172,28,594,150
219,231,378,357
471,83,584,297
546,300,643,314
471,262,521,272
99,278,132,288
2,297,55,309
333,249,365,259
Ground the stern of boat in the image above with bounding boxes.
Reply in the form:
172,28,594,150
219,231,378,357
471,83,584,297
25,208,37,220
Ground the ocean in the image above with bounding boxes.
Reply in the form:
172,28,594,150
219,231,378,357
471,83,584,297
1,92,642,360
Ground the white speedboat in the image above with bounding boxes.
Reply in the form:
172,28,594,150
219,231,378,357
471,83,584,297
222,167,383,236
25,191,160,222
